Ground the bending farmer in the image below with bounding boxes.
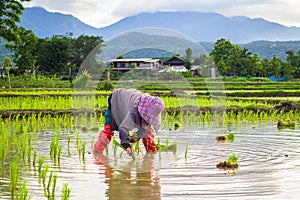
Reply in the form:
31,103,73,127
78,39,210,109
94,88,164,155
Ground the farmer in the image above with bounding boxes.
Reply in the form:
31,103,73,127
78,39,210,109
93,88,164,155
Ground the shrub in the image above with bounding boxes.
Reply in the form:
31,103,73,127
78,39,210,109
73,70,91,88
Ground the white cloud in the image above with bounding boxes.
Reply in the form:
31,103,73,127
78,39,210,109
24,0,300,27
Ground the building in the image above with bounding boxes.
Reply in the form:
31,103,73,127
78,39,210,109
108,58,162,72
163,55,187,68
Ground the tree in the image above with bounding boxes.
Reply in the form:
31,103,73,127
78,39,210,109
210,38,262,77
282,61,294,79
210,39,235,76
2,57,12,88
261,58,272,77
0,0,31,43
71,34,103,72
270,55,282,79
5,27,38,74
37,35,72,75
286,50,300,78
185,48,192,70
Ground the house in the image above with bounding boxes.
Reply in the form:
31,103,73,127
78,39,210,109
160,55,188,72
163,55,187,68
108,58,162,72
191,65,201,77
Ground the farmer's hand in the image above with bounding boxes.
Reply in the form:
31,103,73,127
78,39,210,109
126,147,135,155
129,134,139,143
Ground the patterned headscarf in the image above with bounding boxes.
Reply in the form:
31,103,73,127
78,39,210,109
138,94,164,132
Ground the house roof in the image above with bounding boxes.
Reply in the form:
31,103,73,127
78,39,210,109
163,55,187,65
109,58,161,63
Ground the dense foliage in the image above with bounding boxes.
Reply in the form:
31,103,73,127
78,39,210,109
0,0,31,43
6,33,104,76
209,38,295,78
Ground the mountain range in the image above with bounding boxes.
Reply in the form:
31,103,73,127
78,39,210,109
21,7,300,44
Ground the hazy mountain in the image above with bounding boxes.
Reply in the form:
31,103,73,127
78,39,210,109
21,7,300,43
20,7,99,37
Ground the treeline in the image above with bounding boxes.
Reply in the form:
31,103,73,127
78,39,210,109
207,38,300,79
5,31,103,76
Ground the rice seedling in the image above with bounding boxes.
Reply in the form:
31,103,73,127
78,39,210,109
38,156,45,175
10,156,19,199
216,154,239,173
50,132,62,163
18,180,32,200
51,174,58,198
62,183,71,200
47,171,53,193
184,142,189,160
67,134,71,157
42,164,50,186
81,142,86,162
32,150,37,167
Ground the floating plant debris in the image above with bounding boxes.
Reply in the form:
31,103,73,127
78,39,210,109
174,122,181,130
216,133,235,142
277,119,296,130
216,154,239,172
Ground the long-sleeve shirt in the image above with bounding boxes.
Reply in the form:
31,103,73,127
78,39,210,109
110,88,149,148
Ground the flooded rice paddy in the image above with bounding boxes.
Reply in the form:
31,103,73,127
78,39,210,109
1,120,300,199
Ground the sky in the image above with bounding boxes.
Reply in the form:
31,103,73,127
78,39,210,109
24,0,300,28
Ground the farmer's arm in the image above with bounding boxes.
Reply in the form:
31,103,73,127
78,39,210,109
118,114,137,149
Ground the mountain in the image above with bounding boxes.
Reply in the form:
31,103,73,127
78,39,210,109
20,7,99,37
98,12,300,43
21,7,300,43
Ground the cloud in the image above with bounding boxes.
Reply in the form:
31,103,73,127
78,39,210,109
24,0,300,27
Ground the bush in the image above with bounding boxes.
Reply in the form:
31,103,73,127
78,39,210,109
73,70,91,88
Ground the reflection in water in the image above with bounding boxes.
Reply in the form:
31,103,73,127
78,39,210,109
1,125,300,199
94,153,161,200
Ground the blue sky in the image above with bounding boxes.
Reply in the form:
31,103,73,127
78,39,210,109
24,0,300,28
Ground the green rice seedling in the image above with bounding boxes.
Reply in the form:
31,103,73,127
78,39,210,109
21,132,28,162
18,180,32,200
33,150,37,167
51,174,58,198
75,130,81,150
132,140,142,155
27,132,34,164
10,156,19,199
57,144,62,163
81,142,86,162
156,138,177,152
67,134,71,157
38,156,45,175
62,183,71,200
226,133,235,142
216,154,239,173
47,171,53,193
184,142,189,160
113,136,118,156
50,132,62,163
112,136,126,151
227,154,238,165
42,164,50,185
